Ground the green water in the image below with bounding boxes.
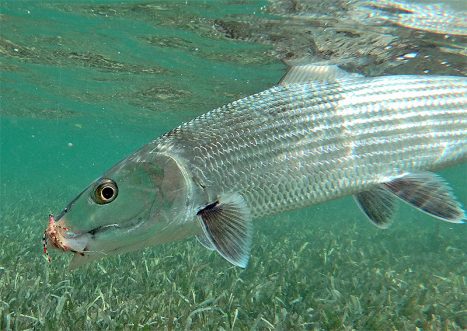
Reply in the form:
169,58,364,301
1,0,466,330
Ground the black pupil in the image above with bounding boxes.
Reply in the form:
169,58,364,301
101,186,114,200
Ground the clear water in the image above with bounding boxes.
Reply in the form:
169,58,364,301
1,0,465,329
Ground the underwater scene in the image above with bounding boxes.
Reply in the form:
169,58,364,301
1,0,466,330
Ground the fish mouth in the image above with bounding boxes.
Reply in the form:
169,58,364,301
44,227,89,257
67,220,146,269
59,217,144,254
58,222,121,252
49,208,148,268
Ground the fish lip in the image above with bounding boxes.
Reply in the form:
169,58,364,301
68,219,145,268
57,219,121,239
65,220,140,249
87,224,121,236
84,218,143,237
59,224,120,254
58,230,91,254
59,211,147,260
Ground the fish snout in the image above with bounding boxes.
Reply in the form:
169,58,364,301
44,215,90,256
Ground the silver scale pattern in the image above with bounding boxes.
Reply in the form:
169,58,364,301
154,75,466,219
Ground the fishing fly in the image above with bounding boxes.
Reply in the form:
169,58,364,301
43,214,84,262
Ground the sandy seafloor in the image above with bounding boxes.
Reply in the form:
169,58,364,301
0,0,466,329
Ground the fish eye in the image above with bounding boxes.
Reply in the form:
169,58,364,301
93,178,118,204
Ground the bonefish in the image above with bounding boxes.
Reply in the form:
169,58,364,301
44,64,466,268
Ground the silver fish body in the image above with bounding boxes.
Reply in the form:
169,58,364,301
140,75,467,219
51,67,466,268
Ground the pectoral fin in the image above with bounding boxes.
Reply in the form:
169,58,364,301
355,186,397,228
383,171,465,223
196,233,215,251
197,193,252,268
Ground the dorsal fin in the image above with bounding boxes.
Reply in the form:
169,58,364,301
279,63,363,85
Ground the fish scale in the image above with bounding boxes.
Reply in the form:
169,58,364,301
155,75,466,219
50,67,467,268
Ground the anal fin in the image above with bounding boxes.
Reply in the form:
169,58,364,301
383,171,465,223
197,193,252,268
355,186,397,228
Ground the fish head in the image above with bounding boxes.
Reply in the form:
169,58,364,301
53,152,196,268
